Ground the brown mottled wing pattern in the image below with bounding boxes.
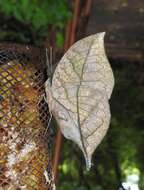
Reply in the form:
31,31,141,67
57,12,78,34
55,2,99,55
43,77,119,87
46,32,114,170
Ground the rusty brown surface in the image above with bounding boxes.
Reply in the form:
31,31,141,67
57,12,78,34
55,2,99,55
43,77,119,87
0,44,54,190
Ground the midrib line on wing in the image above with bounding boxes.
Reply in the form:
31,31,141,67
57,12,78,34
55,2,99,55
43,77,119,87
76,39,94,158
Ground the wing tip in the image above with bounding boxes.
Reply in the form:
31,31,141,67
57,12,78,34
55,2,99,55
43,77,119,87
101,31,106,36
96,31,106,40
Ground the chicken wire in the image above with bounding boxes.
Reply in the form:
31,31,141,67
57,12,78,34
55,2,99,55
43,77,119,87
0,44,55,190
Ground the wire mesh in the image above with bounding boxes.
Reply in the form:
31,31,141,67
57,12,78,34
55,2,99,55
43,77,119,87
0,44,55,190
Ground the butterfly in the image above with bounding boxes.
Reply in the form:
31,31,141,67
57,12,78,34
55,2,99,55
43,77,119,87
45,32,114,170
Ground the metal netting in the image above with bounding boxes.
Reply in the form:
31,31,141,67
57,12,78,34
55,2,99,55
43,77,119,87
0,44,55,190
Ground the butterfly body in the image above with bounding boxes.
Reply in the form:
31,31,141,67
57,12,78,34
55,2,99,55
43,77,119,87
45,32,114,170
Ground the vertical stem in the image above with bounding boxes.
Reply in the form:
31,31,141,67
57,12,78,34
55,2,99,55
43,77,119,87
69,0,81,46
83,0,92,17
52,129,63,181
52,21,73,183
53,0,92,183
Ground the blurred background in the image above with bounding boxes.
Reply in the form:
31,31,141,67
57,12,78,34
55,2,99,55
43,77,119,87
0,0,144,190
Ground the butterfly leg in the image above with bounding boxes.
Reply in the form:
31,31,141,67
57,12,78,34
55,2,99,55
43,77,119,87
43,93,49,104
44,110,52,136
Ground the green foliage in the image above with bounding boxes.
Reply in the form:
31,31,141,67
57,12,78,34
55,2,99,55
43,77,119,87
56,32,64,47
0,0,70,45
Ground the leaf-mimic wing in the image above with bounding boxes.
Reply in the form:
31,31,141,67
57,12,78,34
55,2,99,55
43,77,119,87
45,32,114,170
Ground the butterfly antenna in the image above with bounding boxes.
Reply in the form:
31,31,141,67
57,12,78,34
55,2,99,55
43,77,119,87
50,46,53,79
45,48,53,84
45,48,49,75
